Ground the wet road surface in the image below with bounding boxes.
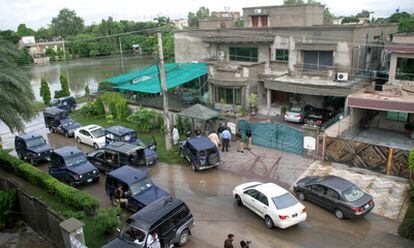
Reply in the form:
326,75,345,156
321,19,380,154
1,122,413,247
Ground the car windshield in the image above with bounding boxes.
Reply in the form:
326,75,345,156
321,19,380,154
122,133,137,142
26,137,46,148
61,119,75,127
290,106,302,112
91,128,105,138
342,185,365,202
64,153,87,167
120,224,147,244
272,193,298,210
130,178,153,195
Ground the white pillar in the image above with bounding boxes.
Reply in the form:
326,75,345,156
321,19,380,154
267,89,271,117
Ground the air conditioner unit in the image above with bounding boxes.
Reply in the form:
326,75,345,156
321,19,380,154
254,9,262,14
337,72,348,82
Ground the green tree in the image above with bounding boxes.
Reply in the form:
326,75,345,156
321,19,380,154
36,27,52,40
188,7,211,27
388,11,411,23
40,79,51,105
50,8,85,37
284,0,305,5
0,30,19,44
306,1,334,19
234,18,244,28
409,149,414,181
399,15,414,32
16,24,35,37
55,74,70,98
356,10,372,18
0,39,35,132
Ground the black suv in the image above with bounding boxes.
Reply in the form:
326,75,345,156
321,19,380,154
105,196,194,248
49,146,100,187
87,142,158,173
15,132,52,165
43,107,81,137
50,96,77,113
179,136,220,172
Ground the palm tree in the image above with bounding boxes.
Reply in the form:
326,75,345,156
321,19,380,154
0,39,35,133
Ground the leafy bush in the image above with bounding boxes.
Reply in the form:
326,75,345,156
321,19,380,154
97,207,121,234
102,92,130,120
62,210,85,220
97,81,112,92
106,114,114,124
0,189,16,230
398,203,414,240
84,84,90,96
127,108,162,132
80,101,98,116
0,150,99,216
95,97,105,115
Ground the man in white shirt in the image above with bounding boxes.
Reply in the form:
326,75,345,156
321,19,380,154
172,125,179,145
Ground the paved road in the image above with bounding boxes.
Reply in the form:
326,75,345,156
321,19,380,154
1,120,413,248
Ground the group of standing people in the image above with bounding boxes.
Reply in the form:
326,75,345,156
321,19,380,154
171,122,252,153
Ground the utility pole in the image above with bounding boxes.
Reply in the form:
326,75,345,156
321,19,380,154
157,32,172,151
119,37,124,72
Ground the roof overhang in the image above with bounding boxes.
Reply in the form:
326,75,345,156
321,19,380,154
348,93,414,113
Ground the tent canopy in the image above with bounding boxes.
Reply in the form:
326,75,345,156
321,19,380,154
106,63,207,94
179,104,220,121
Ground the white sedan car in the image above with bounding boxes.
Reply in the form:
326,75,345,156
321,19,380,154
74,125,106,149
233,182,307,229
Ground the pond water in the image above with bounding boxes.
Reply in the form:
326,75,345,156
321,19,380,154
25,55,152,101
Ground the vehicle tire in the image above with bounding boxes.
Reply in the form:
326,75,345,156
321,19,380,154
179,151,184,158
93,143,99,150
235,195,243,206
264,215,274,229
191,163,198,172
207,153,219,165
30,157,37,166
93,177,99,183
334,209,344,219
298,192,306,201
49,127,54,133
177,229,190,247
65,132,70,138
67,178,77,188
76,137,81,143
17,152,23,160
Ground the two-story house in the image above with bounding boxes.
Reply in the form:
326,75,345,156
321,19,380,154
174,4,398,116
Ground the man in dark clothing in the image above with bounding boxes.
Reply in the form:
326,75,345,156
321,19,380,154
115,184,128,206
224,234,234,248
236,129,244,153
245,127,252,150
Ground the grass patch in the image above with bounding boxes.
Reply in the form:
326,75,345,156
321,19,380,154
70,111,187,165
1,169,126,248
31,101,46,112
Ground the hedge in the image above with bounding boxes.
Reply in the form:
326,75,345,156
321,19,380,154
0,150,99,216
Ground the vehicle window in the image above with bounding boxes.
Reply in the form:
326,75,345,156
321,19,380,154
120,224,146,244
91,128,105,138
64,153,87,167
60,118,75,127
272,193,298,210
26,137,46,148
257,193,269,206
325,188,339,199
311,184,326,194
290,106,302,112
105,151,118,163
244,189,258,198
130,178,153,195
342,185,365,202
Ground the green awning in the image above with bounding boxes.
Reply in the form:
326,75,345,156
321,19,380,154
107,63,207,94
179,104,220,121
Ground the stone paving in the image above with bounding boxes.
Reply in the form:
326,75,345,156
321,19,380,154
219,143,314,189
296,161,410,221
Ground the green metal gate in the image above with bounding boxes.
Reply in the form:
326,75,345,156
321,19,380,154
238,120,304,155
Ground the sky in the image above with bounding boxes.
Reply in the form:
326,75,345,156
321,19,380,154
0,0,413,31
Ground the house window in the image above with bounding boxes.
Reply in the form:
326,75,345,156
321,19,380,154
303,51,333,70
275,49,289,61
229,47,258,62
215,87,241,105
396,57,414,81
386,111,408,122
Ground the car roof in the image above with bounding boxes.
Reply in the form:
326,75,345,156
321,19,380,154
317,176,354,192
107,165,147,185
105,142,145,154
105,125,136,136
188,136,215,151
128,196,184,230
16,132,43,140
255,183,289,197
83,124,102,131
53,146,83,157
43,107,66,115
